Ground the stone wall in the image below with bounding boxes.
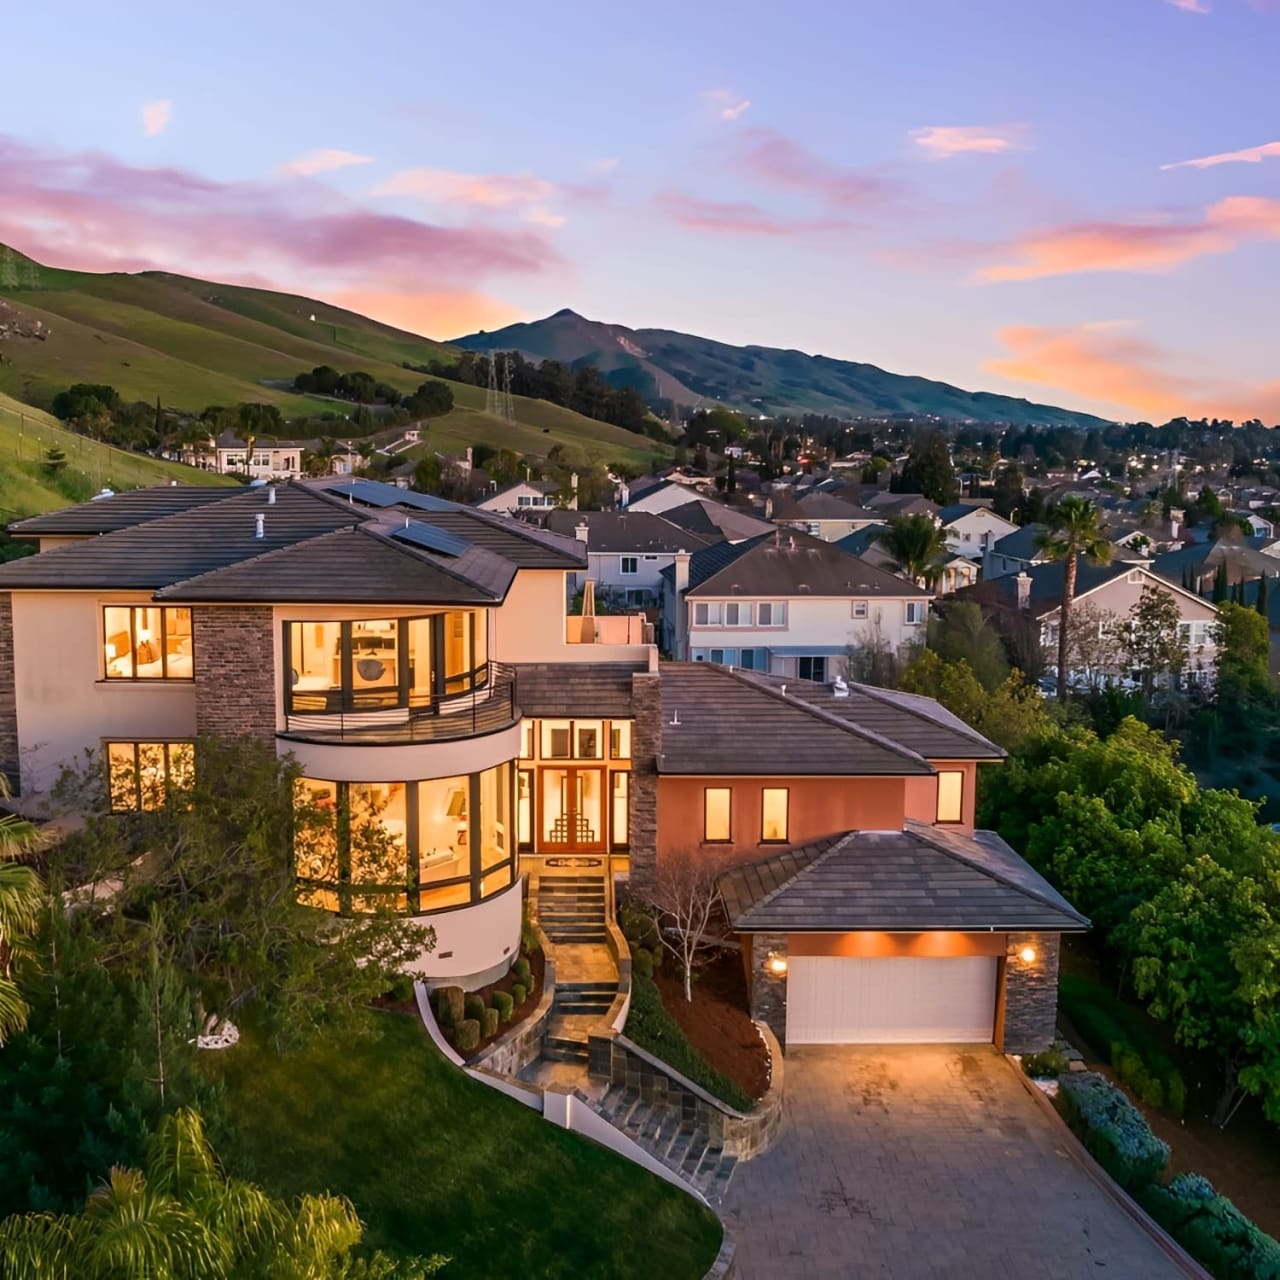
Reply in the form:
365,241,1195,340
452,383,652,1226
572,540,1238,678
628,670,661,896
745,932,788,1047
0,594,17,791
192,606,276,744
467,955,557,1076
999,931,1061,1054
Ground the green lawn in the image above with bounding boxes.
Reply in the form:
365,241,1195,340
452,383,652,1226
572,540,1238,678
211,1013,721,1280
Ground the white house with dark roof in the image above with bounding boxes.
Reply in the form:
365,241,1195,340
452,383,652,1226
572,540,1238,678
474,476,576,513
936,504,1019,560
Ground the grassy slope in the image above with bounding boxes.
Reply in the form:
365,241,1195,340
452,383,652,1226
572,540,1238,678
214,1015,721,1280
0,391,234,517
0,251,668,469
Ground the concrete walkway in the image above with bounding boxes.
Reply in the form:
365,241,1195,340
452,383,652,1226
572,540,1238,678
721,1045,1186,1280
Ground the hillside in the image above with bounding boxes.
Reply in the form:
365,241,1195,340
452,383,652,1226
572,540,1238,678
0,391,235,518
0,249,666,470
453,308,1110,428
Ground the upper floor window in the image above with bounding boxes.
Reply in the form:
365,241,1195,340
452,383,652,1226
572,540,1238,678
936,770,964,824
852,601,869,620
704,787,731,842
757,602,787,627
694,601,785,627
107,740,194,812
103,606,193,680
1177,621,1214,648
540,719,604,760
905,602,927,626
620,556,638,575
761,788,789,842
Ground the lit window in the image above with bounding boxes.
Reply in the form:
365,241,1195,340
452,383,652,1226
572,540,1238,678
106,741,194,812
610,721,632,759
102,607,193,680
761,788,789,842
937,771,964,823
620,556,638,575
704,787,731,842
611,772,629,848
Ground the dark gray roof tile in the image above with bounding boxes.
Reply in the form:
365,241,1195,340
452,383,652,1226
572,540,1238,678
9,484,240,536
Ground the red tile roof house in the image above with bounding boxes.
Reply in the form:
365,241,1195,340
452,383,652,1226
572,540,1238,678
0,479,1085,1053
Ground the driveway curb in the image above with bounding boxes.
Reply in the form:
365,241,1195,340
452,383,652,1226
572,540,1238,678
1004,1056,1212,1280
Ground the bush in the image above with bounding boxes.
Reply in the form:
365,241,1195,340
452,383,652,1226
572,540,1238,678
454,1019,480,1053
632,948,654,980
385,974,415,1003
511,983,527,1005
1059,976,1186,1117
435,985,464,1029
513,958,532,987
1056,1072,1170,1190
624,974,754,1112
492,991,514,1023
1020,1045,1070,1079
481,1007,500,1039
1139,1174,1280,1280
464,994,486,1023
619,899,661,951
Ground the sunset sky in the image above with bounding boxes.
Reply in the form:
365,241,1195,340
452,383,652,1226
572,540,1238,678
2,0,1279,422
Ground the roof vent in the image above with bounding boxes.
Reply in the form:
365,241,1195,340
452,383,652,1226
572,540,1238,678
254,513,265,540
267,486,276,505
832,674,850,698
668,709,682,726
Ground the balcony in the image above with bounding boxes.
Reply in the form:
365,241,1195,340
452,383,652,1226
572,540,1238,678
565,614,654,646
279,661,519,745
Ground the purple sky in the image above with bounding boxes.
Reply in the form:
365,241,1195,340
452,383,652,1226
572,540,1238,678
2,0,1278,421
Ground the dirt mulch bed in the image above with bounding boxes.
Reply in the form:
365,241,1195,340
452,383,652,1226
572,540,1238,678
653,952,770,1102
463,946,546,1056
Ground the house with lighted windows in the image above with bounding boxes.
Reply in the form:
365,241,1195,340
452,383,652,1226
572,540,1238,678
0,478,1083,1052
662,527,933,682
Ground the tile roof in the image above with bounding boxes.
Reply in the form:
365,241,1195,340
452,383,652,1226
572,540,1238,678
769,491,879,522
657,498,775,543
544,510,713,554
657,663,934,776
9,484,239,536
987,523,1049,561
684,529,929,599
719,820,1090,932
513,662,644,718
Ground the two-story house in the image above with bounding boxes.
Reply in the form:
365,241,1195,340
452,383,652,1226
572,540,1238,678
936,504,1019,561
0,479,1085,1056
475,477,576,513
764,490,883,543
662,528,933,681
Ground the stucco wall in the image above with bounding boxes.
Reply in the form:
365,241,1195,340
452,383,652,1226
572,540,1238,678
657,774,907,866
903,760,979,830
11,590,198,801
407,875,524,987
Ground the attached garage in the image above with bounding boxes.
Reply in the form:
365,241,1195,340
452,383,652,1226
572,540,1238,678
785,955,998,1045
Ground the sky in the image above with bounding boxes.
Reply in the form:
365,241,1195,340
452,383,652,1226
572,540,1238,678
2,0,1279,422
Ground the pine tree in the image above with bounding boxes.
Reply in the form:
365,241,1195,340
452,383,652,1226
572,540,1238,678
1257,573,1269,618
1212,560,1229,603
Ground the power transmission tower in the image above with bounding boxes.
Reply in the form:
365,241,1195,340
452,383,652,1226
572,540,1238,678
485,350,500,417
501,354,515,423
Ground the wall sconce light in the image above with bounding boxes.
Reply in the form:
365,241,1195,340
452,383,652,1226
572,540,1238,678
1018,945,1037,964
764,952,788,977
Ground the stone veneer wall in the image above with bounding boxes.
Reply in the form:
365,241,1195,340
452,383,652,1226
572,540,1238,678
466,954,557,1076
588,1023,785,1161
628,670,661,897
192,606,277,744
746,932,788,1047
0,594,17,791
999,931,1061,1054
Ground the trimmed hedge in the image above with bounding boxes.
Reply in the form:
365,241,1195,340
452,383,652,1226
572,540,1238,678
1138,1175,1280,1280
624,974,754,1113
455,1018,480,1053
1055,1071,1170,1190
464,994,486,1023
1059,975,1186,1117
492,991,514,1023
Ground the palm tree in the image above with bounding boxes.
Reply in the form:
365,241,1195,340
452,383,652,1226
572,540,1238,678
874,513,950,588
1036,497,1113,700
0,777,43,1045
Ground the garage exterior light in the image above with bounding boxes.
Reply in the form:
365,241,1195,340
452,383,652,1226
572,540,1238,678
1018,945,1037,964
765,952,788,977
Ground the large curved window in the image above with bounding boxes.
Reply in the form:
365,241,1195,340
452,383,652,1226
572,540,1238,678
284,613,488,718
295,762,515,915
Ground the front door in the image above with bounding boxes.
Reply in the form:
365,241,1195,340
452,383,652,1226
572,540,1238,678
540,767,605,852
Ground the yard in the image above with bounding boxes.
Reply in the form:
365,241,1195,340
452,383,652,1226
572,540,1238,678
209,1011,722,1279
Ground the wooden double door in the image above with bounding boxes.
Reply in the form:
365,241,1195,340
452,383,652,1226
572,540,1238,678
539,766,605,853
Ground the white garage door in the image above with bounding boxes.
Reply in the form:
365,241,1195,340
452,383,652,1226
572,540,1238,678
786,955,998,1045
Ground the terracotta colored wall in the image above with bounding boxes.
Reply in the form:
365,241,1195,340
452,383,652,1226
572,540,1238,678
903,760,978,831
788,931,1006,958
657,774,906,867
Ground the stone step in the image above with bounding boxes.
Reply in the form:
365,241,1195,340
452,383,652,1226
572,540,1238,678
557,981,618,993
552,999,614,1015
543,1034,589,1063
538,883,605,894
537,908,606,921
538,875,606,884
680,1131,710,1178
543,928,610,942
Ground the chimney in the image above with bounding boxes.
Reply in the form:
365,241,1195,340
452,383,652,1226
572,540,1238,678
765,496,774,520
254,513,265,540
672,551,692,660
619,481,631,510
1170,508,1183,541
1015,571,1031,610
574,520,590,544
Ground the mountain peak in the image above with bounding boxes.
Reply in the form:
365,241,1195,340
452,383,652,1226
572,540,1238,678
548,307,584,321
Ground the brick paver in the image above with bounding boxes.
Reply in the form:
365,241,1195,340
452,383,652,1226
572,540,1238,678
721,1045,1183,1279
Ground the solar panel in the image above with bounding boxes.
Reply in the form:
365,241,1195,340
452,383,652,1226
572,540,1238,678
391,522,471,558
324,479,460,512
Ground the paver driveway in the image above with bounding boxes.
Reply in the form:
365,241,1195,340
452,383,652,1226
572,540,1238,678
720,1045,1185,1279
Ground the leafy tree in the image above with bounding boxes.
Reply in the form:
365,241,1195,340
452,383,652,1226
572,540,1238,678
1215,602,1271,705
894,429,957,504
1122,584,1189,696
992,464,1025,520
874,513,950,587
0,779,42,1045
926,602,1008,692
50,384,121,423
403,380,453,419
236,403,283,435
1037,498,1113,700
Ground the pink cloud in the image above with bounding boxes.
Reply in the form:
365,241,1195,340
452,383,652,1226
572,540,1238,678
0,135,560,300
910,125,1029,159
986,322,1280,421
372,167,556,207
1167,0,1211,11
729,128,896,210
280,148,375,176
1161,140,1280,170
702,89,751,122
654,190,851,237
141,99,172,137
975,195,1280,281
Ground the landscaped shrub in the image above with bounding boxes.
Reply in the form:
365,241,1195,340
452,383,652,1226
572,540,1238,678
464,994,486,1023
511,983,527,1005
481,1007,500,1039
632,948,654,980
436,985,465,1029
385,974,415,1003
619,899,661,951
455,1019,481,1053
1055,1071,1170,1190
1138,1174,1280,1280
1020,1045,1070,1078
492,991,514,1023
1059,975,1186,1117
513,958,532,987
624,974,754,1112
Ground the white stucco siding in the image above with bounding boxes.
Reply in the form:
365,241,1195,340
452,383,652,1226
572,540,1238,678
944,510,1019,560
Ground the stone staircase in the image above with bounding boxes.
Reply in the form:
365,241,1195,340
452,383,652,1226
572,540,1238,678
598,1085,739,1205
542,982,617,1063
537,875,609,944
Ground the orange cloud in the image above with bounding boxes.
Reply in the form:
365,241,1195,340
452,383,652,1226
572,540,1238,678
332,289,525,341
372,168,555,207
911,125,1028,159
976,195,1280,281
985,323,1280,422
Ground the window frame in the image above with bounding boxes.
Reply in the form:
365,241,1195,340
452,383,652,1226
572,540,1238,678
105,739,194,812
102,606,193,682
703,786,732,843
936,770,965,824
851,601,869,620
797,656,827,682
620,556,639,576
905,601,927,626
760,787,789,843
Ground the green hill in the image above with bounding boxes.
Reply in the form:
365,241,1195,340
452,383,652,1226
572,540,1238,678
453,308,1111,428
0,248,667,471
0,391,236,519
